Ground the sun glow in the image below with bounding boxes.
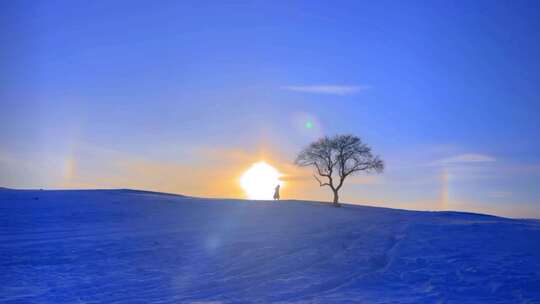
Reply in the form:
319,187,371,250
240,162,283,200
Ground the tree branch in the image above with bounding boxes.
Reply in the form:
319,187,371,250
313,175,331,187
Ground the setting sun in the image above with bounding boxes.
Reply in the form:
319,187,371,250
240,162,283,200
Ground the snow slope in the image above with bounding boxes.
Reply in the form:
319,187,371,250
1,189,539,303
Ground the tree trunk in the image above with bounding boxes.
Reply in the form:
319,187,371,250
332,190,341,207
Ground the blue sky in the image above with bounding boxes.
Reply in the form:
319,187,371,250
1,0,540,217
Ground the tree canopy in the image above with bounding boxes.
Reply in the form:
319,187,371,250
295,134,383,206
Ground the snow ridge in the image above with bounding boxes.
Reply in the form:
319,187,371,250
1,189,539,303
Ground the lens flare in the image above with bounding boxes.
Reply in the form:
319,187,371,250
240,162,282,200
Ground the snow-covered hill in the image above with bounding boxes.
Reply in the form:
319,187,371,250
1,189,539,303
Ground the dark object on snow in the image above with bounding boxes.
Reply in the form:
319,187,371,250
295,134,383,207
273,185,280,200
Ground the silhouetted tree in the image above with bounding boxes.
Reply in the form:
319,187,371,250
295,135,384,207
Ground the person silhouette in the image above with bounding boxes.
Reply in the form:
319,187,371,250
273,184,280,200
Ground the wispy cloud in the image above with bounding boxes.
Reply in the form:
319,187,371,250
440,153,496,164
282,85,370,95
488,191,512,198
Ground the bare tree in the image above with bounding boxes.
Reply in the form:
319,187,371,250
295,135,384,207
